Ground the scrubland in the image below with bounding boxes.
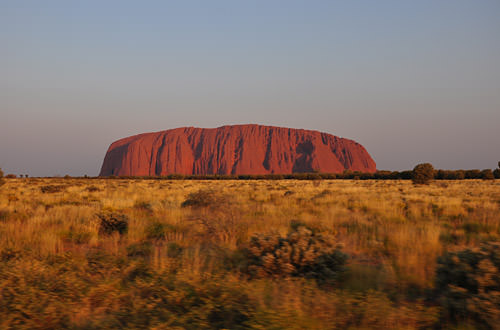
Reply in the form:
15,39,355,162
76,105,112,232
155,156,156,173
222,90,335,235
0,178,499,329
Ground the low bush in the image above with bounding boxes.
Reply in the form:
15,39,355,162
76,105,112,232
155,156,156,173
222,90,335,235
134,200,153,213
243,225,347,284
61,228,92,244
97,212,129,236
40,185,66,193
85,185,100,192
181,189,244,244
127,241,153,258
166,242,184,258
145,221,168,241
0,210,9,222
434,242,500,328
181,189,229,209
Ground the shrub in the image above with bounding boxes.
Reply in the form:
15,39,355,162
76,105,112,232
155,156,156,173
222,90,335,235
434,242,500,328
0,247,21,261
85,185,100,192
145,221,167,241
127,241,153,258
41,185,66,193
166,242,184,258
0,209,9,222
243,225,347,284
97,212,129,235
180,189,243,244
134,200,153,213
181,189,229,209
61,228,92,244
0,168,4,187
412,163,435,184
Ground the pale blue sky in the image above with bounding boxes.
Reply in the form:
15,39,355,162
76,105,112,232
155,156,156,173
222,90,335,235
1,0,499,176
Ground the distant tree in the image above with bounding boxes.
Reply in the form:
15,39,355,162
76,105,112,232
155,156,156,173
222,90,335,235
465,170,482,179
0,168,4,187
455,170,466,180
481,169,494,180
412,163,435,184
494,162,500,179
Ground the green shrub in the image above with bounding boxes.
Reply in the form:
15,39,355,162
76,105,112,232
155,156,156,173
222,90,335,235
145,221,168,241
97,212,129,236
434,242,500,328
412,163,435,184
243,225,347,284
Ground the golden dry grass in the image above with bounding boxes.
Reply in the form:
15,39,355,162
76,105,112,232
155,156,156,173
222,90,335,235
0,178,499,329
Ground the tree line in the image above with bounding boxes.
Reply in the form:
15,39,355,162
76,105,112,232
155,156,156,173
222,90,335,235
1,162,499,182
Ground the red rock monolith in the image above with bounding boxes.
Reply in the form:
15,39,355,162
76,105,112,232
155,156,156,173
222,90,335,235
99,124,376,176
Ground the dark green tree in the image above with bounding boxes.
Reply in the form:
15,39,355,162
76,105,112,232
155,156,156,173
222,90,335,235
412,163,435,184
494,162,500,179
481,169,494,180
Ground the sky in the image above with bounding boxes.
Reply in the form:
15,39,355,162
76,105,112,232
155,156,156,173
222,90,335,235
1,0,499,176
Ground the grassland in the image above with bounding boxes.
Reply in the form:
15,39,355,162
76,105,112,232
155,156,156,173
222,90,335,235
1,178,499,329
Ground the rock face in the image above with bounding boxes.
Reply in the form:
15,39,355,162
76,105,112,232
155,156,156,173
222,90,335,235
99,125,376,176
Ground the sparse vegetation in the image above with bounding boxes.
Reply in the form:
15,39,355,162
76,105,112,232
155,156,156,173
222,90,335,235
0,178,499,328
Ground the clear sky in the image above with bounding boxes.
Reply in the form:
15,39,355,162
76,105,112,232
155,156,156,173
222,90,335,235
1,0,499,176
